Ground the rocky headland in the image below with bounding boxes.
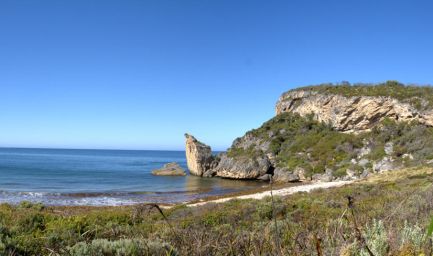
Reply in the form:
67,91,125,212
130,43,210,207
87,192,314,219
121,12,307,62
185,81,433,183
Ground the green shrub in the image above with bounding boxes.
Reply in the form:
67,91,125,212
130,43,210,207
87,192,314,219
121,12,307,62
201,211,227,227
18,201,44,210
400,221,425,252
360,219,389,256
17,213,46,233
68,239,177,256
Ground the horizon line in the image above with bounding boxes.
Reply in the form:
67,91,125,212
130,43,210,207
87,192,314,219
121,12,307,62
0,146,226,152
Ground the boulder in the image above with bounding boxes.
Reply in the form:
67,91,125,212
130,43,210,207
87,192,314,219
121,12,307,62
373,157,396,172
273,168,300,183
360,169,370,179
312,169,334,182
257,174,271,181
402,153,414,160
384,142,394,155
344,169,358,180
213,154,271,179
358,140,373,158
293,167,307,181
152,162,186,176
358,159,370,167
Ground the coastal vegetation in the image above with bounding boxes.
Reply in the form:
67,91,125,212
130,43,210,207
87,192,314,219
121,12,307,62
1,167,433,255
288,80,433,111
228,111,433,178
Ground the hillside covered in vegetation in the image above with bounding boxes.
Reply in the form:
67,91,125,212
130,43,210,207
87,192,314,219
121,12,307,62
227,112,433,181
194,81,433,182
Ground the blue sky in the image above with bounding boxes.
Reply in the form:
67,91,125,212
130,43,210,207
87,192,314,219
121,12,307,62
1,0,433,150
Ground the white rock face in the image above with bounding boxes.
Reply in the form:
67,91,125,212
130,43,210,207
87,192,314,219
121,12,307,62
373,157,397,172
184,134,217,176
276,90,433,132
384,142,394,155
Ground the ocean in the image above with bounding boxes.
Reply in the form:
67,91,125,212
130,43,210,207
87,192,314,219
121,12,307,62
0,148,265,206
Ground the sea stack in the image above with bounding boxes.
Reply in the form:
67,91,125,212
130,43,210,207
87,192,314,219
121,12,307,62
184,133,217,176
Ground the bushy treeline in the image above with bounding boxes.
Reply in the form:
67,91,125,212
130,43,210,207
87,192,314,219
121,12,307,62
291,80,433,111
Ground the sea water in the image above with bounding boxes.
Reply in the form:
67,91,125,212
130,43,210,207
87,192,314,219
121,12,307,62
0,148,265,206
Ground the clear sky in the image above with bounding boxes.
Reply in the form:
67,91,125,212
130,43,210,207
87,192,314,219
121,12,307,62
1,0,433,150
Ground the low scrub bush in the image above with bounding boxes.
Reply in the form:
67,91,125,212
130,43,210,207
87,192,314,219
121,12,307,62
68,239,177,256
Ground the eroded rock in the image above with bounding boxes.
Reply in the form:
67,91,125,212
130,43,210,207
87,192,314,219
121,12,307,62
152,162,186,176
373,157,397,172
257,173,271,181
185,134,219,176
273,168,300,182
358,159,370,167
213,154,271,179
312,169,334,182
384,142,394,155
293,167,307,181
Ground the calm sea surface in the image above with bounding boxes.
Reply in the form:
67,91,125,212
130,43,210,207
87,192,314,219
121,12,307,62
0,148,265,206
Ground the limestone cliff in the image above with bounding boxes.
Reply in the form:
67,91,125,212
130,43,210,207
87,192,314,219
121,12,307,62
184,134,218,176
276,87,433,132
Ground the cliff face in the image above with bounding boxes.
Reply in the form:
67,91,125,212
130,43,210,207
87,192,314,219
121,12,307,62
276,90,433,132
184,134,218,176
185,82,433,183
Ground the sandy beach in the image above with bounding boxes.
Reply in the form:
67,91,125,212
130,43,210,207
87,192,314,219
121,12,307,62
187,180,354,207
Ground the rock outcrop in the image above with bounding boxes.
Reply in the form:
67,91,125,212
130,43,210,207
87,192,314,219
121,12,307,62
184,83,433,183
276,90,433,132
213,154,271,179
273,167,301,182
185,134,218,176
152,162,186,176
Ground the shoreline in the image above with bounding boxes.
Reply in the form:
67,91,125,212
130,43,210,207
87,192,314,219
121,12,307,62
0,180,355,209
184,166,433,208
4,167,430,212
184,180,354,207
